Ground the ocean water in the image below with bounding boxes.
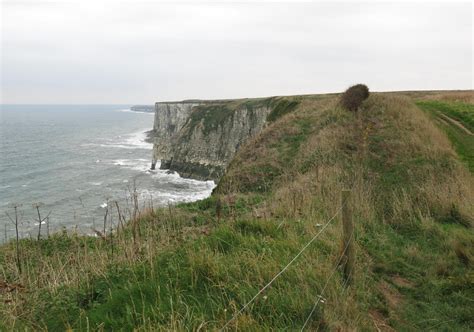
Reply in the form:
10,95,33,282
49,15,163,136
0,105,215,241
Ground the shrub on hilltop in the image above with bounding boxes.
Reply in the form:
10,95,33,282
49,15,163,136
340,84,370,112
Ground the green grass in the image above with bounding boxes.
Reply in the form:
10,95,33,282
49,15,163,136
416,100,474,132
272,117,312,166
266,99,300,122
187,104,236,135
361,219,474,330
6,215,347,330
417,100,474,172
439,120,474,173
78,220,323,330
185,96,298,137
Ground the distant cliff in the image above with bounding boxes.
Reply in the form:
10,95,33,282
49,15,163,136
130,105,154,113
152,97,299,181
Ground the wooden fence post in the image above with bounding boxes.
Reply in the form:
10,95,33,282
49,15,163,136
341,189,355,284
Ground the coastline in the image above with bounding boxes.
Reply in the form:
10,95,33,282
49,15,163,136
0,106,215,244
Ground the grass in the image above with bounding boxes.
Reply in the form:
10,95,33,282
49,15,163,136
187,104,236,135
416,100,474,133
184,96,300,137
266,98,300,122
416,99,474,172
1,91,473,331
185,97,276,136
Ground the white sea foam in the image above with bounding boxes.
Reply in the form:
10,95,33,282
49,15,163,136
90,182,103,186
112,158,151,172
146,172,216,204
83,143,149,150
138,184,215,206
113,159,127,166
84,129,153,150
151,170,215,188
123,130,153,149
115,109,154,115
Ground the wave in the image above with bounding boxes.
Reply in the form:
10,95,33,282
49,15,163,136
83,129,153,150
123,130,153,149
151,170,215,187
84,143,149,150
82,143,151,150
115,109,154,115
138,183,215,206
112,158,151,172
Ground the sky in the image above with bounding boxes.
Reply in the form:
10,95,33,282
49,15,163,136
0,1,472,104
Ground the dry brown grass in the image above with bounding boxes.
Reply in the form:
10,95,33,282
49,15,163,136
378,95,472,220
222,92,473,228
384,90,474,103
423,91,474,104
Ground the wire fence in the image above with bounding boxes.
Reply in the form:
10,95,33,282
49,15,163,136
3,186,355,331
220,192,354,331
300,229,354,331
0,185,157,245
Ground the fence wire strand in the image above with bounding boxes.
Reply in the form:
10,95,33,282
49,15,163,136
300,229,355,331
220,205,344,331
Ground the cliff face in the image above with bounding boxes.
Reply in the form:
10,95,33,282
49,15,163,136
153,102,201,142
152,97,299,181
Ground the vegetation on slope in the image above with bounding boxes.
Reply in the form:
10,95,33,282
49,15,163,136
416,99,474,172
266,98,300,122
185,96,301,136
418,100,474,132
1,92,473,331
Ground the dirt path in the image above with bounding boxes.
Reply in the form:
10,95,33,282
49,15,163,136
438,113,473,136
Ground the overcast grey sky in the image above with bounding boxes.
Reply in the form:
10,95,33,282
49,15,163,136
1,1,472,104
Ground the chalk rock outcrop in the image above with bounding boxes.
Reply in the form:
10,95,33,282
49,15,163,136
152,98,298,181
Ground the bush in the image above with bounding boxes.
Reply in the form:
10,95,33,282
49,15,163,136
340,84,370,112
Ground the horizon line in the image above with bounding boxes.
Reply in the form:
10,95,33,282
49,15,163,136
1,88,473,105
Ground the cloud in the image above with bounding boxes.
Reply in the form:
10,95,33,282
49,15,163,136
1,1,472,103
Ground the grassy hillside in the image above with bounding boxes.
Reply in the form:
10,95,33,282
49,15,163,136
415,96,474,172
1,92,473,331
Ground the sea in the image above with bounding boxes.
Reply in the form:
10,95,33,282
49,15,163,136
0,105,215,242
